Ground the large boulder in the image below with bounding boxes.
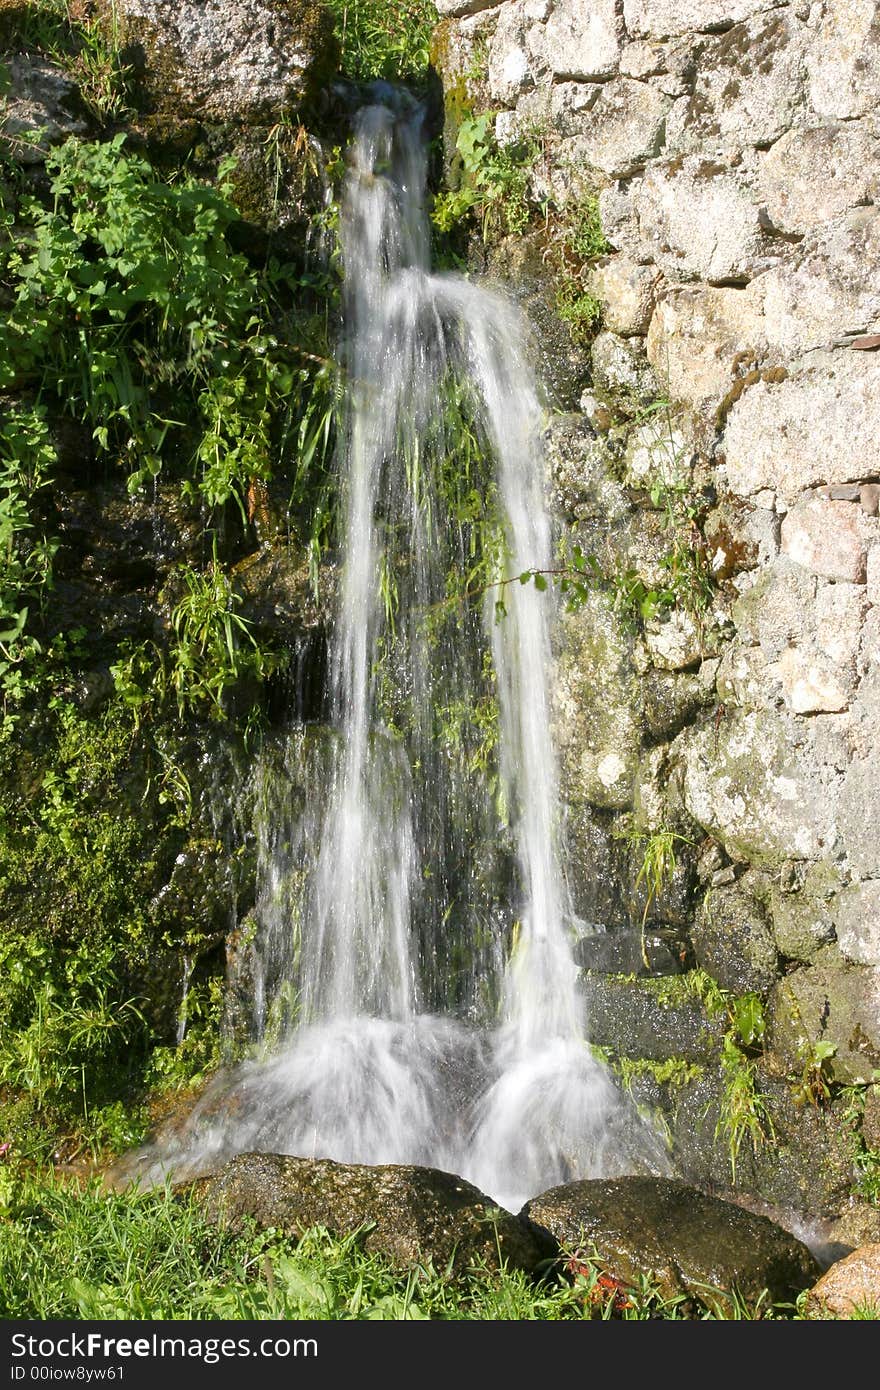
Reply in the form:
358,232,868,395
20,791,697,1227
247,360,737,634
107,0,337,122
197,1152,549,1274
521,1176,820,1310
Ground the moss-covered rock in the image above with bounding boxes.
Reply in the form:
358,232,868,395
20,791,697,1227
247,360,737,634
766,945,880,1085
197,1151,550,1274
105,0,338,123
693,882,778,996
521,1176,820,1312
582,971,725,1062
553,591,642,812
627,1064,857,1217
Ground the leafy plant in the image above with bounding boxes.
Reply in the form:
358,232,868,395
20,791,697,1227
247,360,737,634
616,824,693,968
0,403,57,704
0,135,328,517
433,113,540,242
325,0,438,82
791,1037,837,1109
840,1079,880,1204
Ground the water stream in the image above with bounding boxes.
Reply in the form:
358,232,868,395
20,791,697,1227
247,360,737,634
129,93,665,1210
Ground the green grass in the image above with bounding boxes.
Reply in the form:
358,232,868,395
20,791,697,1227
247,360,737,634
0,1169,823,1320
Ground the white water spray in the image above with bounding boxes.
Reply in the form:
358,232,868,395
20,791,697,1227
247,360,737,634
125,94,665,1207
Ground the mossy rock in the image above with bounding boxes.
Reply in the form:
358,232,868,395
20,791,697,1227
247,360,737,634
693,883,778,997
521,1176,820,1312
198,1152,550,1275
766,945,880,1085
104,0,338,123
627,1064,857,1218
581,971,725,1062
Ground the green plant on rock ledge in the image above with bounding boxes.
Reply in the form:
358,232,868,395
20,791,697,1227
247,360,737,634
432,112,541,243
1,135,329,517
715,993,774,1183
111,545,280,725
0,0,133,123
841,1077,880,1204
548,191,610,343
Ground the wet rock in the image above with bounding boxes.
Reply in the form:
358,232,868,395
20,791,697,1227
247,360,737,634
553,592,641,810
809,0,880,120
0,56,90,163
589,254,661,337
759,123,880,236
581,973,725,1062
693,883,778,996
630,1065,857,1216
834,881,880,967
721,353,880,504
108,0,336,123
485,231,591,408
521,1176,820,1310
769,867,838,963
199,1152,548,1274
575,927,685,976
544,415,629,521
767,945,880,1085
591,331,660,405
806,1244,880,1318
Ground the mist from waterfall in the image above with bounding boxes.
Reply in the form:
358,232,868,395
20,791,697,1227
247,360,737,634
126,91,665,1210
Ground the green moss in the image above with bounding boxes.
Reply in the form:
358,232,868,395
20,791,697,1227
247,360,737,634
614,1056,705,1091
606,968,729,1014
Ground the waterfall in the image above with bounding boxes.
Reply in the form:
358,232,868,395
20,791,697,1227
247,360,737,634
126,92,664,1208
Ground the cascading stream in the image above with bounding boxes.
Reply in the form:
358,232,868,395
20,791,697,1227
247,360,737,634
125,92,665,1208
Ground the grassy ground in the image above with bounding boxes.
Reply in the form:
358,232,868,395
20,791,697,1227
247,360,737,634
0,1165,819,1320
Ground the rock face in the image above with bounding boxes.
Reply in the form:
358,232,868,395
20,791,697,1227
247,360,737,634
806,1243,880,1318
109,0,336,121
521,1176,820,1309
198,1152,549,1274
0,56,91,162
435,0,880,1225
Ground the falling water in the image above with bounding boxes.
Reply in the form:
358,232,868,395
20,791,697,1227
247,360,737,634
126,92,664,1207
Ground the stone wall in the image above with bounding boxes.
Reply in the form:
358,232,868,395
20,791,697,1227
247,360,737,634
435,0,880,1219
